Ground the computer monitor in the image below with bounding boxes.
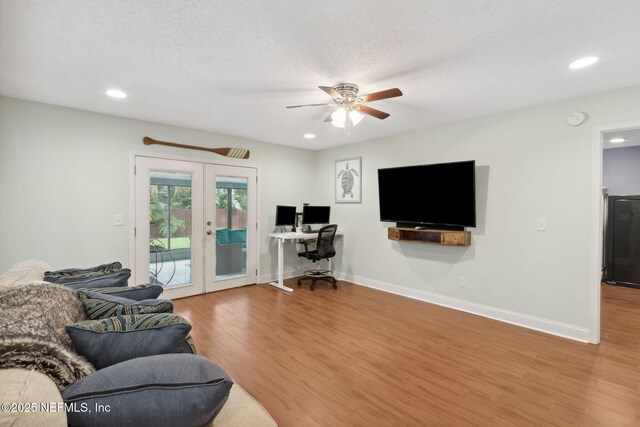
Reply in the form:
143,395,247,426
275,205,297,226
301,205,331,225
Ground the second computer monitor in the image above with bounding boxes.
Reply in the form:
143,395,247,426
275,205,297,226
301,205,331,225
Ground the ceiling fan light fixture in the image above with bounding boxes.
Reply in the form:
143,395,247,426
349,110,364,126
331,108,347,125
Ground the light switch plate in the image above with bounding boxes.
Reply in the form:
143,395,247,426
536,218,546,231
114,214,124,226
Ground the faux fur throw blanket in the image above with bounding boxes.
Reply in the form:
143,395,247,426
0,282,95,389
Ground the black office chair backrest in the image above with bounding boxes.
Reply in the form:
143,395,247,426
316,224,338,259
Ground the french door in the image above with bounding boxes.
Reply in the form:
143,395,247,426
204,164,257,292
134,156,257,299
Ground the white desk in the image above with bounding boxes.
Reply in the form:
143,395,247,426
268,230,341,292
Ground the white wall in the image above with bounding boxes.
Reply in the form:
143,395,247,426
0,96,315,278
316,85,640,340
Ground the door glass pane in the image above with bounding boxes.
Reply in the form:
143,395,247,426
216,176,248,279
149,171,192,287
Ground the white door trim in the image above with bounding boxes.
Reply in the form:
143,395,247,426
590,120,640,343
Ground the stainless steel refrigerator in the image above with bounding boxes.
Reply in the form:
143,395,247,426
605,195,640,287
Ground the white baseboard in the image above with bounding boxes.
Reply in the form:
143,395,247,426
339,273,592,343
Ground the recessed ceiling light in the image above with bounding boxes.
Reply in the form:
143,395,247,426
609,138,626,143
105,89,127,98
569,56,599,70
303,133,316,139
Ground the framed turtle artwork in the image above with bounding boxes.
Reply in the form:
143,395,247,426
335,157,362,203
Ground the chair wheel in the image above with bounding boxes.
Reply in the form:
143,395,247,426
333,283,338,289
297,279,302,286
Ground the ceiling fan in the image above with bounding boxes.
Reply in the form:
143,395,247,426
286,83,403,128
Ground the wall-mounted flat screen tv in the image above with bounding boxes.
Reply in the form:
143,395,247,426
377,160,476,229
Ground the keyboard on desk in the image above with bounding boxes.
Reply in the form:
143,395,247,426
302,229,319,234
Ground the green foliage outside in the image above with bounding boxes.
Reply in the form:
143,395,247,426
150,185,191,237
216,188,247,210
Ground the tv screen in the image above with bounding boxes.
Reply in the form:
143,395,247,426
301,206,331,225
275,205,296,226
378,160,476,228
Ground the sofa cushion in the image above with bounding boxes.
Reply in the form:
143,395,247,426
66,314,191,369
213,383,278,427
0,259,52,290
62,354,233,427
88,284,163,300
77,290,173,319
44,262,122,283
55,269,131,290
0,368,67,427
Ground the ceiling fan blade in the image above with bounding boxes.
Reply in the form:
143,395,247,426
285,103,332,109
360,88,403,103
319,86,342,100
323,113,333,122
356,104,390,120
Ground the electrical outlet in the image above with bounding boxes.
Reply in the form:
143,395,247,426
458,277,466,288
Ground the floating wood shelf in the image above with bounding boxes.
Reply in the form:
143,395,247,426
388,227,471,246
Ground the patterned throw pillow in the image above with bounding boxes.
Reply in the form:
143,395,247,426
56,269,131,290
44,262,123,282
66,314,191,369
88,284,163,300
178,335,198,354
77,290,173,320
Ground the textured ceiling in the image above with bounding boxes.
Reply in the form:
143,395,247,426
2,1,640,150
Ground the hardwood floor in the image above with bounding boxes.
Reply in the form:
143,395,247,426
174,280,640,426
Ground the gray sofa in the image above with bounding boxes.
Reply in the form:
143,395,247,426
0,260,277,427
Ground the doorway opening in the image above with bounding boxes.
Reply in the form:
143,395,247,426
601,128,640,288
593,124,640,343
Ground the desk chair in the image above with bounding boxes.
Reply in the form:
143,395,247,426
297,224,338,291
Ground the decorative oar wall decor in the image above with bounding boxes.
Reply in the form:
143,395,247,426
143,137,250,159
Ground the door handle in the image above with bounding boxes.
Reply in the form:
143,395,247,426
207,230,213,235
